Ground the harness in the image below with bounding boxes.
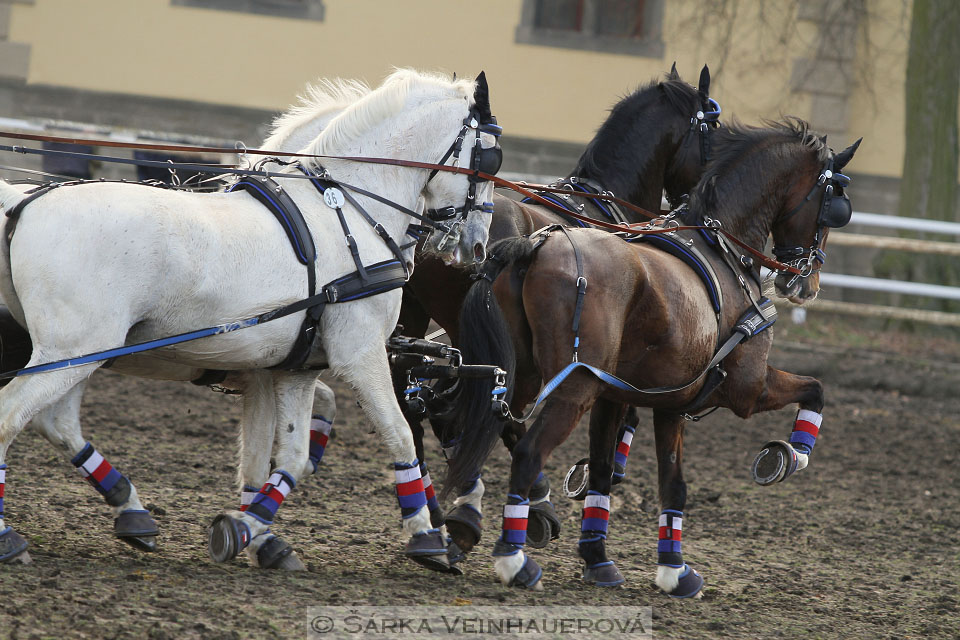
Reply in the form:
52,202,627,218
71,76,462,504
773,156,852,289
0,108,503,380
511,207,777,423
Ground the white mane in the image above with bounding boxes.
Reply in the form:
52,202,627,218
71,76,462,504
303,68,476,164
262,78,371,151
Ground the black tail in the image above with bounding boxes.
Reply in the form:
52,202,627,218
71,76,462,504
440,236,537,499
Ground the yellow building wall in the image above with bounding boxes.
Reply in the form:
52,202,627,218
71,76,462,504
5,0,948,181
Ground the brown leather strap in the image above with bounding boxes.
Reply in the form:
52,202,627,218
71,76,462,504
0,129,802,275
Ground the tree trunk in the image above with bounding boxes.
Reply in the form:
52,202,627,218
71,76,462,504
877,0,960,312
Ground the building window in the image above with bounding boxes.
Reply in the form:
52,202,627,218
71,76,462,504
516,0,663,57
171,0,325,21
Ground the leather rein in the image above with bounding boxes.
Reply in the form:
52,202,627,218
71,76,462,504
0,129,803,276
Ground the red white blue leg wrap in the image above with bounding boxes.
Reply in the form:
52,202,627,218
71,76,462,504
239,484,259,512
394,459,427,519
419,462,440,515
246,469,296,524
657,509,684,568
0,464,6,519
789,409,821,455
71,442,130,507
579,491,610,542
309,415,333,473
494,494,529,554
613,425,635,480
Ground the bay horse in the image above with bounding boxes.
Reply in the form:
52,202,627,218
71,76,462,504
445,119,860,594
398,65,722,554
0,69,501,570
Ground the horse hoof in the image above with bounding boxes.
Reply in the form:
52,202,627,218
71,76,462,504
208,514,249,563
257,536,305,571
563,458,589,500
0,527,30,564
612,462,626,485
510,555,543,590
668,564,704,599
444,540,465,576
526,501,561,549
405,528,452,573
115,510,159,552
582,561,625,587
751,440,800,485
444,505,482,553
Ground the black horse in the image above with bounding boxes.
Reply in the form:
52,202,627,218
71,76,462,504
445,119,860,594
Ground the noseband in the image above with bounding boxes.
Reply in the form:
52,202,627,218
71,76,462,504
425,108,503,252
773,156,852,284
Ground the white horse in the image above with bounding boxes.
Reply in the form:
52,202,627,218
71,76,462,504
0,68,499,570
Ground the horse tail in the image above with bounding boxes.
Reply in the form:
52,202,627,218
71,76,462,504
441,235,539,498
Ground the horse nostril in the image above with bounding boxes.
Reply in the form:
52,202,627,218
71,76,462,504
474,243,486,263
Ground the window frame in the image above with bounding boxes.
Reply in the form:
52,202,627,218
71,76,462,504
171,0,325,22
515,0,664,58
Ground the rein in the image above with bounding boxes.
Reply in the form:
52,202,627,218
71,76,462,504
0,129,802,276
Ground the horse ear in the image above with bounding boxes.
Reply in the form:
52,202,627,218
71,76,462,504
473,71,492,122
698,65,711,98
834,138,862,171
668,61,680,81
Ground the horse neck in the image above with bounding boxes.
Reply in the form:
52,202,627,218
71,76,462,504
570,102,687,218
311,97,466,239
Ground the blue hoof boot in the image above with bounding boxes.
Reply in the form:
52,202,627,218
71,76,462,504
669,564,704,599
445,504,482,552
510,555,543,589
405,529,451,573
582,560,625,587
207,514,250,563
115,509,159,552
0,526,29,563
752,440,801,485
526,501,561,549
444,540,465,576
257,535,305,571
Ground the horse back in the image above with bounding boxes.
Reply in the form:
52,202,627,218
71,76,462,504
520,228,718,404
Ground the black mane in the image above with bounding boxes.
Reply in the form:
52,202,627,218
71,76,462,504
573,75,701,201
688,117,830,242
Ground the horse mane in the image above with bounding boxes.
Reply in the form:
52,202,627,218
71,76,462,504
262,78,372,151
691,117,830,214
575,73,700,186
303,68,475,162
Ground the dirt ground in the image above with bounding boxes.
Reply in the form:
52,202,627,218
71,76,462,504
0,315,959,640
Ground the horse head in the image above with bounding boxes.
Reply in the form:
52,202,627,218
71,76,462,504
420,71,501,266
772,136,861,303
662,64,722,208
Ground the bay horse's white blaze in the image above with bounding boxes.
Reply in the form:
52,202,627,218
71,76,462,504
0,68,496,566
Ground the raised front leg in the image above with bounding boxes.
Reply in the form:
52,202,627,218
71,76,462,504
749,367,825,485
653,410,703,599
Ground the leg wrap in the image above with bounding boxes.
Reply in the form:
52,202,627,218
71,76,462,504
246,470,296,524
394,459,427,519
71,443,131,507
613,425,635,480
420,462,440,515
580,491,610,542
309,415,333,473
493,494,529,554
789,409,821,455
0,464,6,519
657,509,684,568
239,484,259,512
